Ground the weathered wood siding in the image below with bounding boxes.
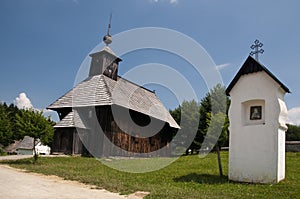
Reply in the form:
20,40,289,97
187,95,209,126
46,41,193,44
53,105,176,157
96,105,174,157
52,128,85,155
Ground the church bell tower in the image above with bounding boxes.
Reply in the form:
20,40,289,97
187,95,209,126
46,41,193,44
88,15,122,80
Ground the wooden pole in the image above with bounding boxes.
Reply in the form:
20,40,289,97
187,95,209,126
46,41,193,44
216,143,223,176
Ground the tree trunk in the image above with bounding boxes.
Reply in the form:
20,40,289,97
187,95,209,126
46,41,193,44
216,143,223,176
33,138,38,162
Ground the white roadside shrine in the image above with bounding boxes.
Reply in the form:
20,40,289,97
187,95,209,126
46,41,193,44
226,55,290,183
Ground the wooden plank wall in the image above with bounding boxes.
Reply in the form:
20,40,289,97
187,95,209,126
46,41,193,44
53,106,176,157
97,106,174,157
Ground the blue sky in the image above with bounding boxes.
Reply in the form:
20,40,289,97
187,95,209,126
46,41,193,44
0,0,299,124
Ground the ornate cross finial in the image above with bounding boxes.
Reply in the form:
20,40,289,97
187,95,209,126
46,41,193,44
103,13,112,46
250,39,264,61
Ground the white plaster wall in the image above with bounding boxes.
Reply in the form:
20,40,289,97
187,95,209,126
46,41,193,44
277,98,288,182
228,71,287,183
277,129,285,181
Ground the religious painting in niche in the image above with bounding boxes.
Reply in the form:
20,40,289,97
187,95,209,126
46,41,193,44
250,106,262,120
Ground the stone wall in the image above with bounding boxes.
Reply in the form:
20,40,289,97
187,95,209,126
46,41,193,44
286,141,300,152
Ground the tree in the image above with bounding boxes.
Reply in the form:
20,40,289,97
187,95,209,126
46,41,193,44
0,104,13,146
15,109,54,161
204,112,229,176
198,91,211,150
210,84,227,114
6,103,24,142
169,84,230,156
286,124,300,141
181,100,200,154
170,100,200,155
170,84,229,176
202,84,229,176
199,84,229,149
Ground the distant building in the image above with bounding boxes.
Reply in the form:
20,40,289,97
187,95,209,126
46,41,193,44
47,28,179,157
4,136,51,155
4,140,21,155
16,136,51,155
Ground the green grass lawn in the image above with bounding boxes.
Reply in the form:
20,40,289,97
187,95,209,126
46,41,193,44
2,152,300,198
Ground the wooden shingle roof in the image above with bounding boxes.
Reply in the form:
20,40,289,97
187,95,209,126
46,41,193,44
226,56,290,95
4,140,21,153
54,111,74,128
17,136,39,150
48,74,179,129
54,111,87,129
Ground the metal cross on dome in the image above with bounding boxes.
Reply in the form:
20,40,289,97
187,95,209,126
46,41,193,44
250,39,264,61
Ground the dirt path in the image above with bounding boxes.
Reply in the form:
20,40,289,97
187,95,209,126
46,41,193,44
0,155,33,161
0,164,128,199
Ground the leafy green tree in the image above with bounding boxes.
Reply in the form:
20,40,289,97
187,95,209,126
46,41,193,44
181,100,200,154
205,112,229,148
198,92,211,148
169,105,181,125
199,84,229,149
210,84,227,114
204,112,229,176
170,84,230,155
170,100,200,155
7,103,23,141
15,109,54,161
204,84,230,176
202,84,229,176
286,124,300,141
0,104,13,146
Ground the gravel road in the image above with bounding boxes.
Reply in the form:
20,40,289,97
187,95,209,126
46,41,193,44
0,155,149,199
0,164,128,199
0,155,148,198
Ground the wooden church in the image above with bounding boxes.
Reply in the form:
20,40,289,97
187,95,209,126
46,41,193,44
47,26,179,157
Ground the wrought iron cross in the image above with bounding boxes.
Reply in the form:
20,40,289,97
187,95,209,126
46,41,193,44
250,39,264,61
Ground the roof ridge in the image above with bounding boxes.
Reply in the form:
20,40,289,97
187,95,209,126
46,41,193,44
99,75,113,102
47,77,94,110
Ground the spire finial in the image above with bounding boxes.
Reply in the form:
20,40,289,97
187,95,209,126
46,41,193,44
103,13,112,46
250,39,264,61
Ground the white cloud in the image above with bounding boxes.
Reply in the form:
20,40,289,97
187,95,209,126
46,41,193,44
15,92,33,110
287,107,300,125
43,109,59,122
216,63,230,71
150,0,179,4
169,0,178,4
14,92,58,122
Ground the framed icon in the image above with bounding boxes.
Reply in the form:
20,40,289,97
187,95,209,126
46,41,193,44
250,106,262,120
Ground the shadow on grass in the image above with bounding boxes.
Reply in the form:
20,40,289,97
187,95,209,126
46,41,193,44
173,173,229,184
